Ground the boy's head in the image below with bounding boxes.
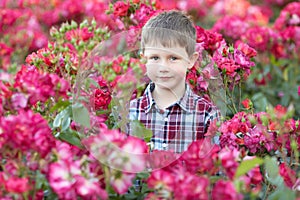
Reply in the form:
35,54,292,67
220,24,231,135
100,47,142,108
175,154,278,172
140,10,199,97
141,10,196,57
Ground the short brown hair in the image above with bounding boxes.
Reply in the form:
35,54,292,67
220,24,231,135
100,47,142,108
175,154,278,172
141,10,196,57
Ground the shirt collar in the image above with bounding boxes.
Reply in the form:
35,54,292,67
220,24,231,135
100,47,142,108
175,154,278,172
143,83,155,113
143,82,195,113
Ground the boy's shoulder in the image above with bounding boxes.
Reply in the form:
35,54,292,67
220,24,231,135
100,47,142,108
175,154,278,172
129,83,153,110
129,93,149,110
187,91,218,111
191,92,214,105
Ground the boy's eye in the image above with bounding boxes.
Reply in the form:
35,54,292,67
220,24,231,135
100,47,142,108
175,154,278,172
149,56,159,61
170,56,178,61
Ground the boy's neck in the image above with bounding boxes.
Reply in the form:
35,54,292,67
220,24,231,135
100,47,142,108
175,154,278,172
152,84,186,110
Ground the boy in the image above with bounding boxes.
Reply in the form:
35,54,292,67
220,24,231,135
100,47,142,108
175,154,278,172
128,10,219,154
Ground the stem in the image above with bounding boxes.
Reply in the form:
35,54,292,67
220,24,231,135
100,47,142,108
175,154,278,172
238,81,242,111
104,165,111,191
263,181,271,200
226,87,238,114
223,76,238,114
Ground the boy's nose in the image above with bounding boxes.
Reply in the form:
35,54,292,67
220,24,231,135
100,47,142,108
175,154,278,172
157,60,170,72
158,63,170,73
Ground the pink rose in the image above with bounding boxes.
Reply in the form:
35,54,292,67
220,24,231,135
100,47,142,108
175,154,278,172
5,177,30,193
113,1,130,17
279,163,297,188
212,180,243,200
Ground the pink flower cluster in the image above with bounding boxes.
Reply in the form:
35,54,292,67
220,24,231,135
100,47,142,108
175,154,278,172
218,148,239,179
0,110,55,157
82,127,148,194
212,41,256,86
244,124,275,154
25,44,79,77
210,1,300,59
191,26,257,93
219,112,275,154
0,110,55,198
273,2,300,58
147,166,210,200
13,65,69,107
48,141,108,199
196,26,224,55
219,106,300,156
181,139,220,174
0,42,14,70
212,180,243,200
131,3,156,26
279,163,298,189
113,1,130,17
65,27,94,44
145,139,252,199
0,8,48,53
212,16,250,41
0,174,31,195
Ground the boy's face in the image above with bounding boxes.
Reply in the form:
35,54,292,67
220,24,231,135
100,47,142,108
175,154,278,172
143,43,198,93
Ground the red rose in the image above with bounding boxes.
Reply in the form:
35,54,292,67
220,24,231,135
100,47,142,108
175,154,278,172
113,1,130,17
92,88,112,110
241,98,252,110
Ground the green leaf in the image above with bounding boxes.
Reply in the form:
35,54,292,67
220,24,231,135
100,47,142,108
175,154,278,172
136,172,150,180
53,107,71,128
58,129,83,148
281,93,290,106
235,157,263,178
209,175,223,184
131,120,152,142
252,92,268,112
61,116,71,131
268,185,296,200
72,103,91,128
50,99,71,113
264,157,284,186
53,109,68,128
35,170,46,189
53,114,62,128
122,194,138,200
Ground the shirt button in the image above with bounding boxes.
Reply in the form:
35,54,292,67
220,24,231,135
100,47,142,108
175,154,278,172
164,117,168,122
162,142,167,148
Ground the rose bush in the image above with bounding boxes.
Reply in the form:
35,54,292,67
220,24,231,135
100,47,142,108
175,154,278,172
0,0,299,199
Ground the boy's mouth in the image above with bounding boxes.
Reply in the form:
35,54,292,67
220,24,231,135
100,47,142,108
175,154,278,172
157,76,172,81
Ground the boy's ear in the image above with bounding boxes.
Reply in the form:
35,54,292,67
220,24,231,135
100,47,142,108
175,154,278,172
188,52,199,69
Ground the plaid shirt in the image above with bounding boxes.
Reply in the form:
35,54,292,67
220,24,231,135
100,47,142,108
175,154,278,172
128,82,220,153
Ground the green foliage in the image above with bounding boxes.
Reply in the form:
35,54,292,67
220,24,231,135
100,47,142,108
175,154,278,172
72,102,91,129
130,120,153,143
235,157,264,178
245,56,300,118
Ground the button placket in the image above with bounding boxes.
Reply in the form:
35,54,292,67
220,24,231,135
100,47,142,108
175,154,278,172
162,110,170,150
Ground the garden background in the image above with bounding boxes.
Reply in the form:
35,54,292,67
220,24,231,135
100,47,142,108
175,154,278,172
0,0,300,199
